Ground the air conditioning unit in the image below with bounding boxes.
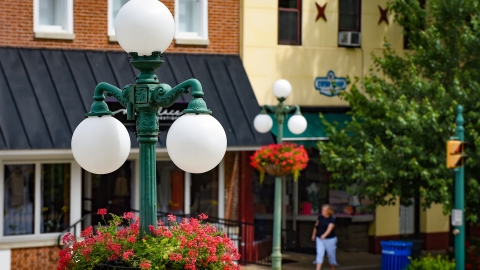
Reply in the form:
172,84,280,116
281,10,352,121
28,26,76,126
338,31,361,47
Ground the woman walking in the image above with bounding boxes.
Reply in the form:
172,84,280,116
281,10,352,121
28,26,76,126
311,204,338,270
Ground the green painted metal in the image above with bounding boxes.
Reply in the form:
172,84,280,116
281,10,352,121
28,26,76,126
260,99,304,270
129,52,163,84
454,105,465,270
271,176,282,270
269,113,352,144
86,52,212,237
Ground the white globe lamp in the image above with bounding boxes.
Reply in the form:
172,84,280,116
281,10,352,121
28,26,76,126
272,79,292,99
71,116,131,174
166,114,227,174
253,114,273,133
288,114,307,135
115,0,175,55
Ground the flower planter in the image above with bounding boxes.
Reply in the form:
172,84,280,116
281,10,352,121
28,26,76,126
263,163,290,177
94,260,140,270
59,211,240,270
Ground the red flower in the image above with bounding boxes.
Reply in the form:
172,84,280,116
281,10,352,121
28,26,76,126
97,208,107,215
123,212,135,220
467,263,473,270
80,226,93,238
127,236,136,243
198,213,208,220
140,260,151,269
168,214,176,222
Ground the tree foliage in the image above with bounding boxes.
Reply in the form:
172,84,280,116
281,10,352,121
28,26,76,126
318,0,480,222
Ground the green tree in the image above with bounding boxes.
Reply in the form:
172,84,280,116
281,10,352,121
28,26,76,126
318,0,480,222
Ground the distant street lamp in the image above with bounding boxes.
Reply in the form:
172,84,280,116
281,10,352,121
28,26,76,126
71,0,227,236
253,79,307,270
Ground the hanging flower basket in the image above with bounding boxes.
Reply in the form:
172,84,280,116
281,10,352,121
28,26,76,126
250,143,309,183
263,163,291,177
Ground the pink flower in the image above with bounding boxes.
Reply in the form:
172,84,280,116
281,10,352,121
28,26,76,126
62,232,74,245
97,208,107,215
198,213,208,220
123,212,136,220
168,214,176,222
122,250,134,261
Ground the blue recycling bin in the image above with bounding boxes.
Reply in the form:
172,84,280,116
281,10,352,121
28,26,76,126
380,241,413,270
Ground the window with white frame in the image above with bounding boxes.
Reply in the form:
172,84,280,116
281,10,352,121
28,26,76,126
399,202,415,235
108,0,130,40
34,0,74,39
175,0,209,45
3,163,71,237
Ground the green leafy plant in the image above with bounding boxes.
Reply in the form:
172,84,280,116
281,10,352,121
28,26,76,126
407,254,455,270
317,0,480,222
58,209,240,270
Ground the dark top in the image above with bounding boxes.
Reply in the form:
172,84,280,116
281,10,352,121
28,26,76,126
316,215,336,238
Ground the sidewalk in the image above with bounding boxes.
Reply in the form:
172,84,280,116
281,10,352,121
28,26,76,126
242,250,381,270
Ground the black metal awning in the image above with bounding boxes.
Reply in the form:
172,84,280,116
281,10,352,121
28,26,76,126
0,48,273,149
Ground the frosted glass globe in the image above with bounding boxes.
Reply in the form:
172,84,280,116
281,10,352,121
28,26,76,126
166,114,227,174
115,0,175,55
71,116,131,174
273,79,292,98
253,114,273,133
288,115,307,135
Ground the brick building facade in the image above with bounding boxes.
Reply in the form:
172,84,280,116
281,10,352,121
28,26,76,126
0,1,269,269
0,0,239,54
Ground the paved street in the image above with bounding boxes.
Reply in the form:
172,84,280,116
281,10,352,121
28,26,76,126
242,251,381,270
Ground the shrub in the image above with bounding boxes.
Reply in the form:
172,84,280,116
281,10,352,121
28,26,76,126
407,254,455,270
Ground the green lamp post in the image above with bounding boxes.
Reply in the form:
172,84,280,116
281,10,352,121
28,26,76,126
70,0,227,237
253,79,307,270
454,105,465,270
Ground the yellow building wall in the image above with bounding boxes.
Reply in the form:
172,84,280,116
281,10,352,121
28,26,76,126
368,203,400,236
241,0,404,107
420,203,449,233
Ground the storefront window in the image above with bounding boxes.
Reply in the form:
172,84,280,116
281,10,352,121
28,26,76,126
298,148,329,215
3,164,35,236
83,161,133,225
41,163,70,233
156,161,184,214
253,147,330,216
253,175,275,214
190,167,218,217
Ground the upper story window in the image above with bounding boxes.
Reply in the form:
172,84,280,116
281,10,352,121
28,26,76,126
338,0,361,47
108,0,129,42
175,0,209,46
278,0,302,45
34,0,74,40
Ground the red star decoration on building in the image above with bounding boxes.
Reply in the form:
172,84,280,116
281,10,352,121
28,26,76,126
378,6,389,25
315,2,327,22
